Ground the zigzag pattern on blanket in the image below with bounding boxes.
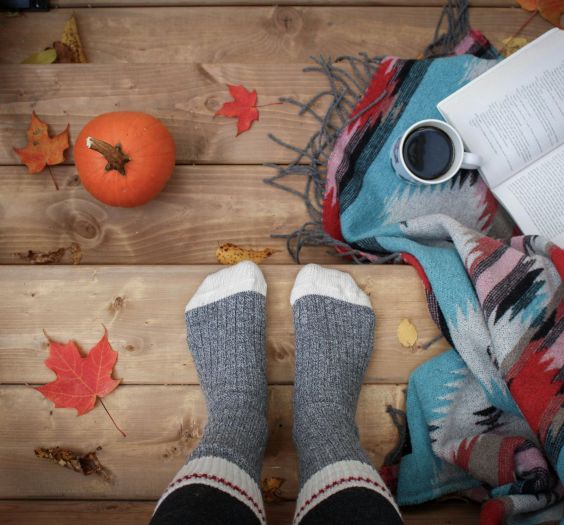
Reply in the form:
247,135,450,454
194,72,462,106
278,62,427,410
464,235,564,474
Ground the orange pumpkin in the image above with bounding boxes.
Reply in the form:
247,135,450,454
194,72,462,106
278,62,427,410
75,112,176,207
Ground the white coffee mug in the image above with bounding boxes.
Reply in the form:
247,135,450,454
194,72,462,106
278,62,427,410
390,119,481,185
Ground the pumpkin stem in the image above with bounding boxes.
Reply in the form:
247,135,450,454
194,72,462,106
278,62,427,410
86,136,130,176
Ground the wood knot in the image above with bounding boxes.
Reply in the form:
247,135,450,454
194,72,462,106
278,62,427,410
109,296,126,313
65,173,81,187
272,7,303,36
47,200,107,248
270,341,292,361
73,218,99,239
204,96,220,113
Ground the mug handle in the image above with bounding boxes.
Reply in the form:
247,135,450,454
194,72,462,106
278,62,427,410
461,152,482,170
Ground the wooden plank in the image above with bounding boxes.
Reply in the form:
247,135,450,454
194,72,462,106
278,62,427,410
0,7,550,65
47,0,521,7
0,165,339,265
0,384,403,499
0,63,325,165
0,265,449,385
0,500,482,525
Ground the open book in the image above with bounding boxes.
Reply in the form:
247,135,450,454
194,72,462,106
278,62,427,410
438,28,564,247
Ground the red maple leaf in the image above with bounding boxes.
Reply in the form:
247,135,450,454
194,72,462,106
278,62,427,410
215,84,260,136
35,329,125,436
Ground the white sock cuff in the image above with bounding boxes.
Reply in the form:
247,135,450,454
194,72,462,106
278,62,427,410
186,261,267,312
293,460,400,525
290,264,371,308
154,456,266,524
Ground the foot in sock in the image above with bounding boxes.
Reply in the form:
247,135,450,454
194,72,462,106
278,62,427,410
291,264,403,524
152,261,268,525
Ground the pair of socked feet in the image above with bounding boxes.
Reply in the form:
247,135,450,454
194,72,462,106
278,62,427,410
150,262,403,525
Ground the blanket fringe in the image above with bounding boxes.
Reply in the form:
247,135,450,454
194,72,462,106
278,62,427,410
264,0,471,263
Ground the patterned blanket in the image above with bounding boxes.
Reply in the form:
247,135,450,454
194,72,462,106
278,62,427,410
321,31,564,525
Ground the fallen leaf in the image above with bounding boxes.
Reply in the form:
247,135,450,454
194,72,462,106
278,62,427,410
58,14,87,63
53,41,76,63
20,14,87,64
216,243,277,265
397,319,418,349
13,112,70,174
69,242,83,265
35,329,126,436
21,48,57,64
16,243,82,265
215,84,260,136
500,36,530,56
516,0,563,27
17,247,66,264
35,446,111,481
261,477,287,503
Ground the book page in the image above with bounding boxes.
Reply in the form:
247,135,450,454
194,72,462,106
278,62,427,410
494,144,564,247
438,29,564,188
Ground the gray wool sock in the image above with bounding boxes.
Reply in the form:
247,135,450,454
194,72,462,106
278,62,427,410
290,264,376,486
154,262,269,525
184,261,268,482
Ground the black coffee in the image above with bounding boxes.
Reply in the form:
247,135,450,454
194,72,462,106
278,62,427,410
402,126,454,180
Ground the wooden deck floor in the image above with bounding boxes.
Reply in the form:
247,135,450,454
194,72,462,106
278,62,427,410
0,2,552,523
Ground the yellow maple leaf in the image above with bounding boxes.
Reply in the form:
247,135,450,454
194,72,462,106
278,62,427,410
500,36,529,57
397,319,418,349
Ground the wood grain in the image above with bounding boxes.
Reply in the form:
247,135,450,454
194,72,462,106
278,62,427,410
0,384,403,499
0,7,550,65
0,500,482,525
0,63,326,165
0,165,339,265
0,265,449,385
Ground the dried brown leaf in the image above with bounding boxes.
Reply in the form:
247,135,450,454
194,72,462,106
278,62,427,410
16,244,82,265
216,243,277,265
261,477,287,503
35,446,111,481
17,248,67,264
69,242,83,265
59,14,87,63
53,41,75,64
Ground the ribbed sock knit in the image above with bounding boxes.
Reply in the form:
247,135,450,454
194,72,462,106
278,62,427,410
153,261,268,525
290,264,402,524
